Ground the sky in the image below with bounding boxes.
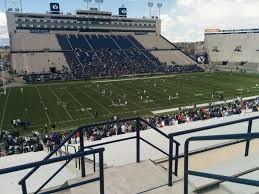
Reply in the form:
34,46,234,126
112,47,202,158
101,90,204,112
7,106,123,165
1,0,259,44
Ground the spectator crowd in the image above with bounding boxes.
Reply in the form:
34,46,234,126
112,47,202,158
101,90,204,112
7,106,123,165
0,130,43,157
82,97,259,141
1,97,259,157
23,48,203,83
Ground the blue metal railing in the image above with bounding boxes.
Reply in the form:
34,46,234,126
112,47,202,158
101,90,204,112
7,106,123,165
18,117,178,192
183,133,259,194
167,115,259,186
80,117,180,186
0,148,105,194
18,117,137,193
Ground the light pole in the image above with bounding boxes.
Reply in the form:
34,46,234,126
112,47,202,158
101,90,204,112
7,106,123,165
157,3,162,19
83,0,92,10
95,0,104,11
19,0,23,12
148,2,153,19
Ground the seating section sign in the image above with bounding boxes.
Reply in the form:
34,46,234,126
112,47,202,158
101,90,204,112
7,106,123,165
50,3,60,13
119,8,127,16
195,53,208,64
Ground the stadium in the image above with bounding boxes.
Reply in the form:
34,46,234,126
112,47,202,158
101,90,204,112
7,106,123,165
1,1,259,194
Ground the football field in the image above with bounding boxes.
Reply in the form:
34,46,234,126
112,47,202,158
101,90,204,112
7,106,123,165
1,71,259,132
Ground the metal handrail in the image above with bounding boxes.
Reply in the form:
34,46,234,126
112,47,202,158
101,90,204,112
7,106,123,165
168,115,259,137
167,116,257,186
139,117,180,145
0,148,105,194
34,158,73,194
19,116,176,191
78,146,96,172
81,117,176,186
184,133,259,194
18,117,136,185
66,144,78,168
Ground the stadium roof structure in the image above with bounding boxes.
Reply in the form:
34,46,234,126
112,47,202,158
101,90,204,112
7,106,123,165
205,28,259,35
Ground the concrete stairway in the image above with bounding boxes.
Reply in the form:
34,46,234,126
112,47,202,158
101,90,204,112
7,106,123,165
220,170,259,194
57,160,180,194
188,152,259,192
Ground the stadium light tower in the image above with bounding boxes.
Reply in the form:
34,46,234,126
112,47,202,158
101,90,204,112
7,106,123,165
148,2,153,19
157,3,162,19
19,0,22,12
5,0,23,12
95,0,104,11
83,0,92,10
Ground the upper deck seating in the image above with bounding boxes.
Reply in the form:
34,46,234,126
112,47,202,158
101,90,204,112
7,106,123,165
111,35,136,49
55,34,203,80
56,35,72,50
85,35,118,50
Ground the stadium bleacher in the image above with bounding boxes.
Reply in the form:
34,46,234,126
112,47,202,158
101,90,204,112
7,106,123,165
205,29,259,72
54,34,203,80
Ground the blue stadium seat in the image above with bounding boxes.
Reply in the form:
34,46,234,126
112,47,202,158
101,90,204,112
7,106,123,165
127,35,145,49
85,35,118,49
111,35,135,49
56,35,72,50
55,33,204,80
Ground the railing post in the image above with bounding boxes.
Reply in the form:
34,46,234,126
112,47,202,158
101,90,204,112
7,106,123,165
136,117,140,163
168,138,173,186
184,141,190,194
21,181,27,194
99,151,105,194
245,120,253,157
174,143,179,176
79,128,86,177
93,153,96,172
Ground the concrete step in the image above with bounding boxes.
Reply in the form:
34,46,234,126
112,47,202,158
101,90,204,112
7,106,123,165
220,170,259,194
62,160,180,194
189,152,259,191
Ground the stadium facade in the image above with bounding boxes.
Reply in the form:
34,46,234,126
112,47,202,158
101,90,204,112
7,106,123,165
6,8,197,77
205,28,259,72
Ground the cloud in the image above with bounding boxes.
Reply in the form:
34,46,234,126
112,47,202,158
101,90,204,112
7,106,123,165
161,0,259,42
0,12,8,39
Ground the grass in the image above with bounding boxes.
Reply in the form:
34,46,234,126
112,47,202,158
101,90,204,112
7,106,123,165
1,71,259,133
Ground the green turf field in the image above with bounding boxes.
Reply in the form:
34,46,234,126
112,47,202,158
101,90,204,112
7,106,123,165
1,72,259,132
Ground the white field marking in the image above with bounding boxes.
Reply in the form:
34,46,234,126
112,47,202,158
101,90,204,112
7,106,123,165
105,83,148,110
235,89,244,91
251,87,259,89
130,82,174,108
28,108,151,128
216,91,224,94
95,84,131,111
36,87,51,124
64,88,95,118
80,87,113,115
152,95,259,115
194,94,203,96
0,88,11,128
49,87,74,120
91,74,176,83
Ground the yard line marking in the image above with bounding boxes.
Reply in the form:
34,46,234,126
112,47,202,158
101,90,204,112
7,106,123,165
113,82,161,108
194,93,203,96
99,84,142,111
64,88,95,118
77,87,113,115
0,88,11,128
36,87,51,124
49,87,74,120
